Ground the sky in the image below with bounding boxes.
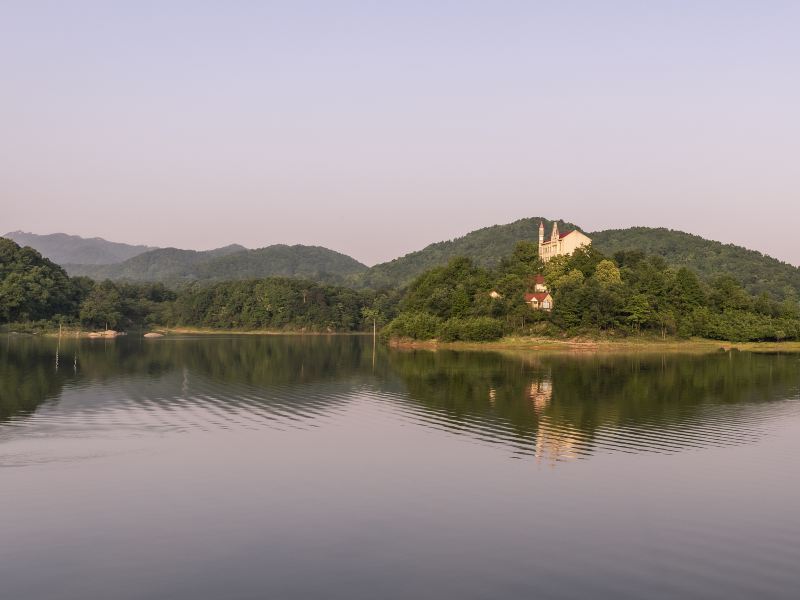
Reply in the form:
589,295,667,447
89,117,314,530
2,1,799,266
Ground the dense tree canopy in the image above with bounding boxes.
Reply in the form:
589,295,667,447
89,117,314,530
167,278,391,332
0,238,81,322
593,227,800,300
1,239,391,333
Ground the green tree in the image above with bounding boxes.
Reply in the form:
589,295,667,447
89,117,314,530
593,260,622,287
625,294,652,332
0,238,76,322
79,282,122,329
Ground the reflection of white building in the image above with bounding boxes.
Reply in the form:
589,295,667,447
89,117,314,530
534,418,582,465
527,375,582,465
528,379,552,412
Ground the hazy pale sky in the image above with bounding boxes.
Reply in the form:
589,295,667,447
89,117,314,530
2,1,799,266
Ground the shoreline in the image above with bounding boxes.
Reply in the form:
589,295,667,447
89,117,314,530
154,327,372,337
388,336,800,353
4,327,800,352
2,326,372,338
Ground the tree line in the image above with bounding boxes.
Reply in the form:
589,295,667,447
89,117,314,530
0,238,394,333
3,236,800,342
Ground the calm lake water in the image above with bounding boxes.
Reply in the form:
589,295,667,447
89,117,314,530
2,335,800,599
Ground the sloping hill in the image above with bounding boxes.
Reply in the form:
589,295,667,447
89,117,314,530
197,245,368,282
356,219,800,299
65,244,367,285
0,238,76,322
357,218,582,288
202,244,248,258
66,248,217,281
591,227,800,299
4,231,155,265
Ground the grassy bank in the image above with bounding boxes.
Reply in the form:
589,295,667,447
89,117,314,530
4,323,799,352
388,335,800,353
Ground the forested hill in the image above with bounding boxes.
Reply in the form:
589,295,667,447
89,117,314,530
591,228,800,299
4,231,155,265
65,244,368,285
357,220,799,299
356,218,582,289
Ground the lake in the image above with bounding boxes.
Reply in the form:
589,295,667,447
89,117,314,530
2,335,799,599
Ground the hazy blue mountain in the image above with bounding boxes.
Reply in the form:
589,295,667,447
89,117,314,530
4,231,155,265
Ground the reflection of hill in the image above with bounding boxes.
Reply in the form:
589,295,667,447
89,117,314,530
0,335,380,425
387,350,800,462
0,339,70,421
72,335,376,386
4,336,799,461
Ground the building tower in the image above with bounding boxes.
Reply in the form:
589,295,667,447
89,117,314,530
538,220,591,263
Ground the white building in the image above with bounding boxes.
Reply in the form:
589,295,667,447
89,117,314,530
538,221,592,263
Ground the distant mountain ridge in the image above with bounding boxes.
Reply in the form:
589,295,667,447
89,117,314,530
65,244,368,285
4,231,155,265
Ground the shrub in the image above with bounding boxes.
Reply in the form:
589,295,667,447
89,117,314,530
438,317,504,342
383,311,443,340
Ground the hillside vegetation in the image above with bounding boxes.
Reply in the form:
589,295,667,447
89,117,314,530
0,238,84,322
4,231,155,265
358,219,800,299
591,228,800,300
384,243,800,343
356,218,582,288
65,244,368,285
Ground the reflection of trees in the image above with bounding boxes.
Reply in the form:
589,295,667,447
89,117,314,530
0,338,69,422
0,335,379,424
540,352,799,430
388,350,800,462
4,334,799,462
